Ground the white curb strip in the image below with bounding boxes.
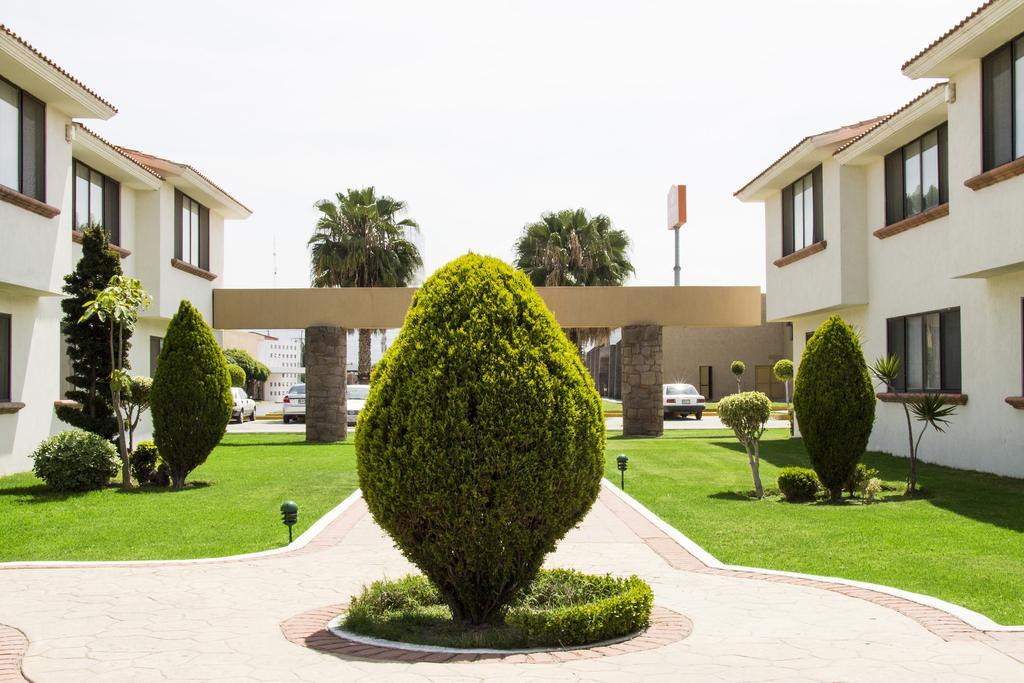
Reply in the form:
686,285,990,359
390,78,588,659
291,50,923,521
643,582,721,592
0,489,364,569
600,478,1024,632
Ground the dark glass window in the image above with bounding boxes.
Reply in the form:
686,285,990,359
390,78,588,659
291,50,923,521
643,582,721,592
780,165,823,256
174,190,210,270
884,124,948,225
149,336,162,377
886,308,961,392
0,75,45,202
982,34,1024,170
0,314,9,402
72,160,120,244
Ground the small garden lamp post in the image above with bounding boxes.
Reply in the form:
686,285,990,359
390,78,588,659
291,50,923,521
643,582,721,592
280,500,299,543
616,454,629,490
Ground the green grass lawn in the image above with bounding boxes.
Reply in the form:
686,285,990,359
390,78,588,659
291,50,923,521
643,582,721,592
604,429,1024,625
0,434,358,561
601,399,622,412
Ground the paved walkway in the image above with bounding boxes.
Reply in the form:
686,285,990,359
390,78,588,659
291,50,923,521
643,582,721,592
1,489,1022,682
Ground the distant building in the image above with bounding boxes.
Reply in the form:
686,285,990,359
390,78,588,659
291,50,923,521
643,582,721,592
585,296,791,401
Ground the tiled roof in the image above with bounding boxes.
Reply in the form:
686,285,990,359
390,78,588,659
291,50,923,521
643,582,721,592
116,147,252,214
73,124,164,179
901,0,997,71
0,23,117,113
734,117,885,197
832,83,947,156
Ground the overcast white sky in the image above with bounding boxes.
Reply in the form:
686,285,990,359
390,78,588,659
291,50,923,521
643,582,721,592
9,0,975,289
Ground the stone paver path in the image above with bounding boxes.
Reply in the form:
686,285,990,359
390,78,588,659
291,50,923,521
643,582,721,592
1,489,1023,682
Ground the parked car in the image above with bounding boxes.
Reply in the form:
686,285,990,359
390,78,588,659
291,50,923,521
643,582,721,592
663,383,705,420
231,387,256,423
347,384,370,426
282,383,305,423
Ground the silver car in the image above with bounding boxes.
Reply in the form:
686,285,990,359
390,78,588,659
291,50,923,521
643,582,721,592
231,387,256,423
347,384,369,426
282,383,305,423
663,383,705,420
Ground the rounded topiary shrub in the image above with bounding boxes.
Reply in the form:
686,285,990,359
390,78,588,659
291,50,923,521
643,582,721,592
151,300,233,489
777,467,820,502
227,363,245,388
356,254,605,626
130,441,169,487
31,429,118,492
793,315,875,501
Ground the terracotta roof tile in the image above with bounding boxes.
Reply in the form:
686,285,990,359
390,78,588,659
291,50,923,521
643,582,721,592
73,124,164,179
116,147,252,214
901,0,997,72
0,23,116,113
833,82,948,156
734,116,885,197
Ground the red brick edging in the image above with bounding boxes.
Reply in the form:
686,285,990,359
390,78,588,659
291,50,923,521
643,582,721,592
281,604,691,664
0,623,29,682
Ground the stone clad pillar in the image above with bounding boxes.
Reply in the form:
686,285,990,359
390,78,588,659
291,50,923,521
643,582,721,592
621,324,663,437
305,326,347,442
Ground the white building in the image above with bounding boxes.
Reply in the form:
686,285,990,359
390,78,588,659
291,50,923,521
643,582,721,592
737,0,1024,478
0,25,250,475
258,337,305,402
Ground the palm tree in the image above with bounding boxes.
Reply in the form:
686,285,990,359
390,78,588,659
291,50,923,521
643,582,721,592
513,209,634,350
309,187,421,383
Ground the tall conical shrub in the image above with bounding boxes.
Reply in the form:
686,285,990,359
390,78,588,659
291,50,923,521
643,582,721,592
58,225,127,439
151,301,232,488
356,254,605,625
793,315,875,501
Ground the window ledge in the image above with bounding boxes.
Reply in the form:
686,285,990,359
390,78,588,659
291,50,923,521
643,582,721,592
964,157,1024,191
0,185,60,218
71,230,131,258
1005,396,1024,409
773,240,827,268
170,258,217,281
874,203,949,240
0,402,26,414
877,392,968,405
53,399,82,410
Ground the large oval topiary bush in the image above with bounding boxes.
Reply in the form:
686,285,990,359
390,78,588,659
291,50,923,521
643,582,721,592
356,254,605,626
793,315,875,501
151,300,233,489
31,429,119,492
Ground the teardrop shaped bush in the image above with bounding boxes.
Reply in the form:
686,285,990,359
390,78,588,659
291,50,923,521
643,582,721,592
355,254,605,625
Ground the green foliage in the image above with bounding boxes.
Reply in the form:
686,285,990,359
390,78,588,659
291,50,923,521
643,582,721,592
124,375,152,452
356,254,605,625
506,570,653,646
343,570,652,649
794,315,876,501
773,359,794,382
730,360,746,377
777,467,820,502
222,348,269,383
718,391,772,498
227,363,245,387
130,441,169,487
846,463,880,497
513,208,634,287
57,225,125,439
151,301,232,489
31,429,118,492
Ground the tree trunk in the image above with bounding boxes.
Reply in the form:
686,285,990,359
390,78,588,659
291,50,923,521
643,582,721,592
902,403,916,496
109,324,131,490
747,443,763,499
358,329,372,383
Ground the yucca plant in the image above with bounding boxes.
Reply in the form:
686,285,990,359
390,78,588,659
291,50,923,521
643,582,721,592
870,355,957,496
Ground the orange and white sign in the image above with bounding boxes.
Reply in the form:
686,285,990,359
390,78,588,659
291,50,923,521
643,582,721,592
667,185,686,230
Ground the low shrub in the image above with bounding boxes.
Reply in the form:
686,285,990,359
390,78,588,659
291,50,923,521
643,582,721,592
846,463,880,497
343,569,652,649
130,441,170,487
31,429,118,492
863,477,883,502
777,467,820,502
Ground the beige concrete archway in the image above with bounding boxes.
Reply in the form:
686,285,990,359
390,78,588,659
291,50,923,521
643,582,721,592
213,286,762,440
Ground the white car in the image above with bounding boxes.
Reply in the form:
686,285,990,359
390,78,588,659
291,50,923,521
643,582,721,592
663,383,705,420
347,384,369,426
231,387,256,423
282,383,305,423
